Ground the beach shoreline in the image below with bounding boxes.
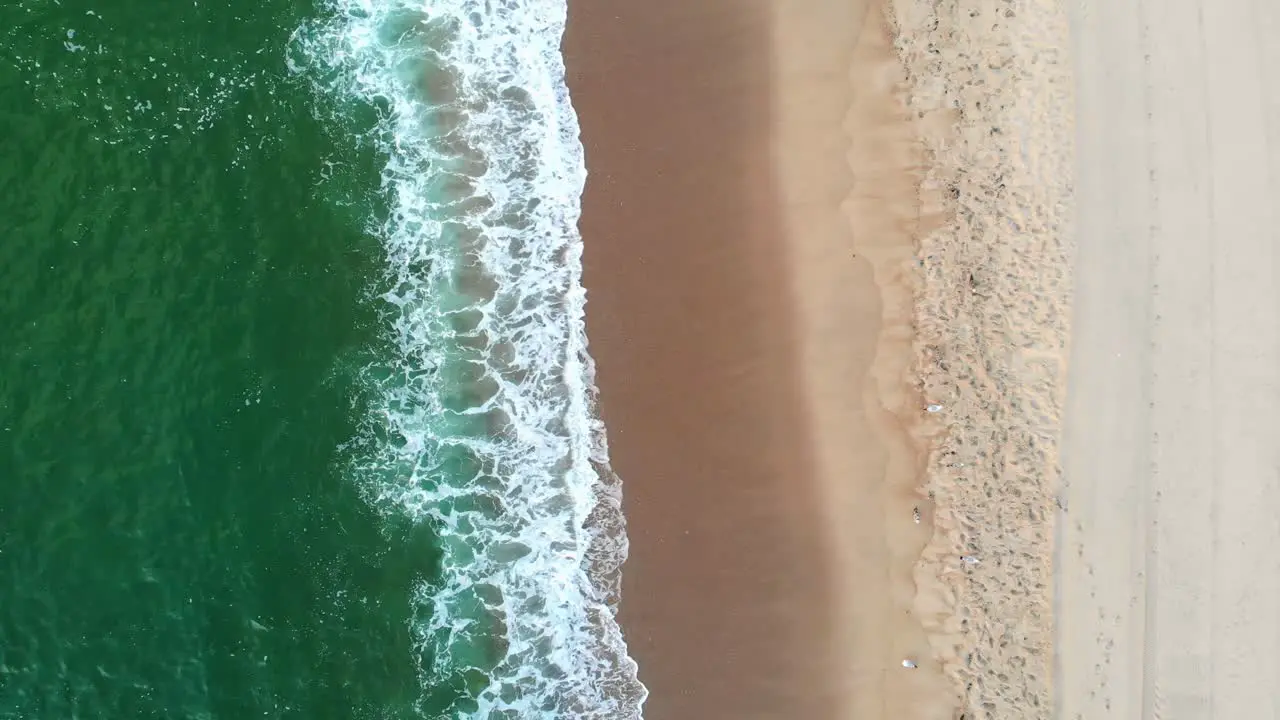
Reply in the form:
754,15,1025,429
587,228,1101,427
566,1,1073,717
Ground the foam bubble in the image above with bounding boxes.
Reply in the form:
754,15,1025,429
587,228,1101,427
293,1,646,716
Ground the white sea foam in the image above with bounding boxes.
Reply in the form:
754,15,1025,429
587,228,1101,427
292,1,646,716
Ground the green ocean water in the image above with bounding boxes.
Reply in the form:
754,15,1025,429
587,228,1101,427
0,1,646,717
0,1,452,716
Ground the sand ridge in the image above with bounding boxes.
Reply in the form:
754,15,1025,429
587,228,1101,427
885,1,1075,717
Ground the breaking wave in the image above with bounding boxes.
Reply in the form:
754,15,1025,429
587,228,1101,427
291,1,646,717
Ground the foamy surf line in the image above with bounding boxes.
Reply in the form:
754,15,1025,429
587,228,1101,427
291,1,645,716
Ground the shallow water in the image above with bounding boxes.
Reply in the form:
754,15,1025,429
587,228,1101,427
0,1,643,717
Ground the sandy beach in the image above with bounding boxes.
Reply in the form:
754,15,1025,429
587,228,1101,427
1059,0,1280,717
567,0,1073,717
564,3,851,716
568,0,1280,717
565,0,955,716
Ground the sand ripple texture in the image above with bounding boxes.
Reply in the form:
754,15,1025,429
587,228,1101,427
887,1,1074,717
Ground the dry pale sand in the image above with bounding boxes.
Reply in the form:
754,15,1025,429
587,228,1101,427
569,0,1081,717
1058,0,1280,718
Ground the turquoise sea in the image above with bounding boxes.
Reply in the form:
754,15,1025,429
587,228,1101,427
0,1,644,717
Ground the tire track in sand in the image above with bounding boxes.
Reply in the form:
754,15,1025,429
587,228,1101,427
1060,0,1280,717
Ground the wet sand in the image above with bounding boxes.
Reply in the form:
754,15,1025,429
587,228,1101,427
565,1,954,717
564,3,840,717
